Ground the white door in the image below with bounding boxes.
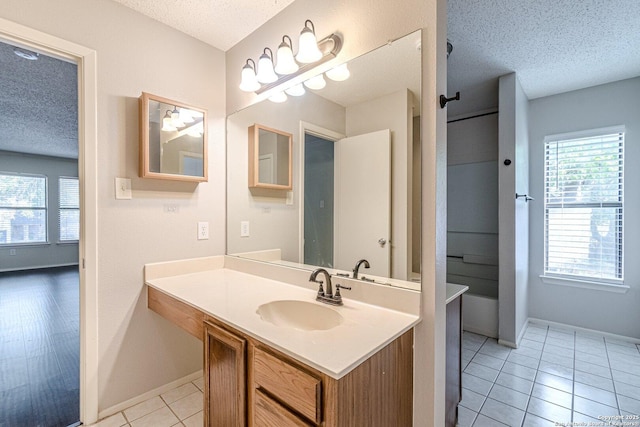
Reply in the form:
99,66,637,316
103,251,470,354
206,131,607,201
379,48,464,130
334,129,391,277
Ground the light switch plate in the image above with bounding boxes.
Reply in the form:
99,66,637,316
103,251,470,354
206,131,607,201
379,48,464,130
115,177,132,200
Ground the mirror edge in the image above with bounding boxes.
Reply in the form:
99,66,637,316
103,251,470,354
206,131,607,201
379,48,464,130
248,123,293,190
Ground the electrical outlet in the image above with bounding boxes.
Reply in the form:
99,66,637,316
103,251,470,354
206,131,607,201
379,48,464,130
197,221,209,240
240,221,250,237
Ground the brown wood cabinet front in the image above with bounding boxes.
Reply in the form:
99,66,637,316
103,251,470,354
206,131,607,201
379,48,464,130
204,321,247,427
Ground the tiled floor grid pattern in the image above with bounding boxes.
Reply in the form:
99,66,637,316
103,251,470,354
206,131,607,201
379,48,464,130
459,323,640,426
88,377,204,427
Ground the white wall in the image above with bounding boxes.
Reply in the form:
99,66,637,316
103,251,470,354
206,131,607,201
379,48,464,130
0,151,79,271
528,77,640,339
227,92,345,261
498,73,530,347
0,0,226,412
346,89,413,280
225,0,447,424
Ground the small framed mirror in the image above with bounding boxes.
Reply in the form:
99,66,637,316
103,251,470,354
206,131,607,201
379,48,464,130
248,124,292,190
139,92,207,182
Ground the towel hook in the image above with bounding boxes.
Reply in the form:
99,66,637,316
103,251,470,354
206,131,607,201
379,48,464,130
440,91,460,108
515,193,534,202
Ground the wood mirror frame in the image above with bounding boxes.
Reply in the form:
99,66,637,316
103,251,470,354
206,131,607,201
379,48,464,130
248,123,293,190
139,92,208,182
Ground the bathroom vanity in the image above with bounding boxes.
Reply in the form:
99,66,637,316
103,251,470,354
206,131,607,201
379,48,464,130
145,256,420,426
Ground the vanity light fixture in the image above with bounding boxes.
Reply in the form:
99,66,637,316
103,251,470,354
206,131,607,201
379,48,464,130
275,35,299,75
256,48,278,84
170,107,185,128
161,111,177,132
296,20,323,63
325,63,350,81
239,19,343,97
179,108,194,124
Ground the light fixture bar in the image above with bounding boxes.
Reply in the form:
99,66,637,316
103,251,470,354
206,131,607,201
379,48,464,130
255,33,343,95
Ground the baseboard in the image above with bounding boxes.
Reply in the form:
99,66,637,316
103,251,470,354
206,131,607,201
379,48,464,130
528,318,640,344
97,370,203,421
463,325,498,339
497,339,518,349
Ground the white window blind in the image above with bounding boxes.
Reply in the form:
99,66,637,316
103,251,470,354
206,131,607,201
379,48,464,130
0,173,47,244
59,177,79,242
544,129,624,282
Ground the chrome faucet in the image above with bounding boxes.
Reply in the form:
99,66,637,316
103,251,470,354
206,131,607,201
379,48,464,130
352,259,370,279
310,268,350,305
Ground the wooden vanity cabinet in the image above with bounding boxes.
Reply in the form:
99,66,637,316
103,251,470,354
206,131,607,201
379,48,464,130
203,315,413,427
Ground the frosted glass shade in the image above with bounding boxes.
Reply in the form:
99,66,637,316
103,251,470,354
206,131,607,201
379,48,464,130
239,63,260,92
162,112,176,132
170,109,185,128
326,63,350,81
285,84,305,96
275,41,299,75
269,91,288,103
257,53,278,84
296,27,322,63
304,74,326,90
179,108,195,123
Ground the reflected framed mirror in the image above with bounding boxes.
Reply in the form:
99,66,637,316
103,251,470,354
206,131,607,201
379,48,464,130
226,29,422,290
248,124,293,190
139,92,208,182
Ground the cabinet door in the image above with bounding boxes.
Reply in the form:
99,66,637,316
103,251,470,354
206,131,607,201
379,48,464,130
204,321,246,427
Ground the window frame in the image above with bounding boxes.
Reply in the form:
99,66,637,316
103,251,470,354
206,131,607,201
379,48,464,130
540,126,626,292
0,172,49,246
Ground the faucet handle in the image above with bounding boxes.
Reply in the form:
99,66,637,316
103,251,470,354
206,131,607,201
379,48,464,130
315,281,325,297
334,283,351,299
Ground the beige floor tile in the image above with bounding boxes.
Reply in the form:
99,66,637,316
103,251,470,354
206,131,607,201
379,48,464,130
169,391,203,420
123,396,166,422
130,406,179,427
161,382,199,405
90,412,128,427
183,411,204,427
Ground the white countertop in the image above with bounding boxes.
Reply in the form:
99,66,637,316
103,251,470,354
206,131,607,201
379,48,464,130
146,267,420,379
446,283,469,304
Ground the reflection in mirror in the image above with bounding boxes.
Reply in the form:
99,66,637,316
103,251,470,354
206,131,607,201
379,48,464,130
139,92,207,182
226,30,422,290
249,124,292,189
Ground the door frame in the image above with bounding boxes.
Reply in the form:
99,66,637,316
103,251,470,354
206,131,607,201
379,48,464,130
0,17,99,424
297,122,345,264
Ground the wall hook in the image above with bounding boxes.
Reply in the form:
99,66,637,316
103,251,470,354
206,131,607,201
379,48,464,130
515,193,534,202
440,91,460,108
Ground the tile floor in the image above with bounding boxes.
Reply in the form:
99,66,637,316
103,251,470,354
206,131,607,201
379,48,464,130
459,323,640,426
88,377,204,427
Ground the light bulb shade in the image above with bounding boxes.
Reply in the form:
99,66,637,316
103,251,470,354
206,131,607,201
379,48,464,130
326,63,350,81
275,37,299,75
268,91,288,103
285,84,305,96
239,60,260,92
179,108,195,123
296,22,322,63
162,112,177,132
304,74,326,90
256,49,278,84
171,108,185,128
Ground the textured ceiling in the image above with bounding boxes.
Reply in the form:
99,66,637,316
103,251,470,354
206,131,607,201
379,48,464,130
0,41,78,159
110,0,296,51
447,0,640,117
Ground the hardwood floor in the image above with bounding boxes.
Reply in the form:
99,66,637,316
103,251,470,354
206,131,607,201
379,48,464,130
0,266,79,427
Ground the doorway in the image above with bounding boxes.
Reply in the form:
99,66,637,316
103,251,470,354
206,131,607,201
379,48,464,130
0,16,99,425
0,39,80,426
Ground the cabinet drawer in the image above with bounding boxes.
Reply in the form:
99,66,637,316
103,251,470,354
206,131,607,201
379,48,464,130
254,389,313,427
253,347,321,424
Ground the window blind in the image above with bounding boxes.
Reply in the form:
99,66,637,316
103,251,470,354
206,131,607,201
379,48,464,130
0,173,47,244
544,131,624,282
59,177,79,241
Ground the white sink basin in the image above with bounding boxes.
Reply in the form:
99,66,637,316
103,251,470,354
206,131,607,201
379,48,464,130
256,300,343,331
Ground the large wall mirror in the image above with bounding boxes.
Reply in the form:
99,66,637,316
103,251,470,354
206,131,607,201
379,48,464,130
226,29,422,290
139,92,208,182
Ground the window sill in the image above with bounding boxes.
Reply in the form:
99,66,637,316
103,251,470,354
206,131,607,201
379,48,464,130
56,241,79,245
0,242,51,248
539,275,629,294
